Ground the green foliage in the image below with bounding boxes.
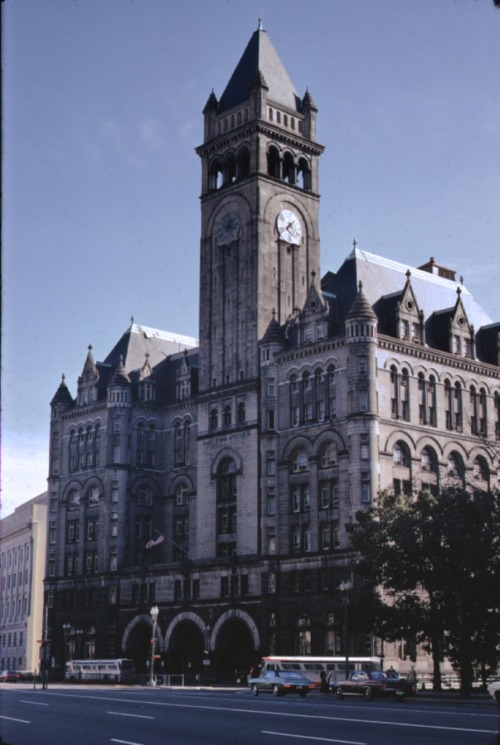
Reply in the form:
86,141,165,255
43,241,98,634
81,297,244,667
347,486,500,694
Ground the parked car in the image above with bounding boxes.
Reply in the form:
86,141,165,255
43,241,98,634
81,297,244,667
384,669,417,697
334,670,406,701
487,680,500,706
0,670,20,683
249,669,315,697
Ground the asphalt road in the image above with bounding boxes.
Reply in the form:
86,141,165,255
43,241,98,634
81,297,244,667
1,685,499,745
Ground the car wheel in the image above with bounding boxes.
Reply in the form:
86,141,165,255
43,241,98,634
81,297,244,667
251,684,259,696
272,684,282,697
363,687,373,701
335,686,344,700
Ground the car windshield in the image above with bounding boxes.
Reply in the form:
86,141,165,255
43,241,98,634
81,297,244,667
370,671,386,681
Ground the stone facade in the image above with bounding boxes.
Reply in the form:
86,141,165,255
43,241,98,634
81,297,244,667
44,26,499,682
1,492,48,673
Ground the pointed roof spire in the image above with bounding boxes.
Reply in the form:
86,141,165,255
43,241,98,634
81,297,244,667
51,373,74,408
346,280,377,321
219,26,299,113
110,355,131,387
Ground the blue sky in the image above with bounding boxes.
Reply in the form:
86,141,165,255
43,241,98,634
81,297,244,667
2,0,499,516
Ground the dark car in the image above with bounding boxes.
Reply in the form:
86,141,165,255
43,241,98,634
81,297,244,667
249,669,315,697
0,670,20,683
335,670,406,701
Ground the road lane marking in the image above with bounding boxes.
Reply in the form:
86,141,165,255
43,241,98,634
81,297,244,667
0,715,31,723
262,731,366,745
111,740,146,745
31,693,498,736
20,699,49,706
107,711,154,719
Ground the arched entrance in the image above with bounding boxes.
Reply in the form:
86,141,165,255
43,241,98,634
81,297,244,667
167,620,204,684
125,620,154,674
215,618,254,683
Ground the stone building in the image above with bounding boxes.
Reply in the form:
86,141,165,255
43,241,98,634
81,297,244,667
1,492,48,673
44,24,499,682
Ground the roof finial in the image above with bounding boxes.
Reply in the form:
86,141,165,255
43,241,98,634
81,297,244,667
258,18,263,31
358,280,363,293
88,344,93,353
406,269,411,280
130,315,134,324
353,238,358,251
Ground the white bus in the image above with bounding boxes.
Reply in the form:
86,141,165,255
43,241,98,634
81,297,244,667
259,656,382,687
64,659,136,684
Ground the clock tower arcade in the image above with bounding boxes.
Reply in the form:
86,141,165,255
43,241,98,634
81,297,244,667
196,23,324,392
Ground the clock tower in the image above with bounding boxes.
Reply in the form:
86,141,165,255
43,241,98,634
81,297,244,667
196,22,324,392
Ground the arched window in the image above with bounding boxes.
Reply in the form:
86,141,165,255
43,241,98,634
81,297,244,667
69,429,77,472
447,451,465,484
454,383,463,430
223,405,232,428
472,456,489,484
470,386,478,435
292,448,309,473
421,447,437,473
320,442,337,468
210,409,218,431
68,489,80,511
393,442,410,468
216,458,237,556
282,152,295,184
295,614,311,655
136,422,145,465
209,159,223,190
225,152,236,184
296,157,311,190
183,421,191,465
174,421,183,467
267,146,280,178
479,388,487,436
175,483,189,505
236,146,250,179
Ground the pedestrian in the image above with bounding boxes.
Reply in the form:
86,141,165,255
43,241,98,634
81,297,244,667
319,669,330,694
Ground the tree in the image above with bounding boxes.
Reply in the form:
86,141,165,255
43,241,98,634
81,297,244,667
347,486,500,695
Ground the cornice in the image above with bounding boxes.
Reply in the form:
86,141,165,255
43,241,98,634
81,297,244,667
378,335,500,379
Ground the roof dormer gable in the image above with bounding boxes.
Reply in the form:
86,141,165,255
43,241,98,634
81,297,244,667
296,272,329,345
395,271,424,344
449,289,475,358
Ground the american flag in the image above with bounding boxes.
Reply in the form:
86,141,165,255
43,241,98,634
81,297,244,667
146,530,165,549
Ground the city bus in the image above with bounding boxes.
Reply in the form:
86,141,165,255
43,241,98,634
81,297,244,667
259,656,382,687
64,659,136,684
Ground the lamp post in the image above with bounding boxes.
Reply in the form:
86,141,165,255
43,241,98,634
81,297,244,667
339,581,352,681
62,623,71,677
147,606,159,687
76,629,84,659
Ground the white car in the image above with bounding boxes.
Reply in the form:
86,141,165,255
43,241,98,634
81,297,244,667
487,680,500,706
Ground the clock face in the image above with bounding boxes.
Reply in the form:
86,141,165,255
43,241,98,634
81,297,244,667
217,211,240,245
277,209,302,245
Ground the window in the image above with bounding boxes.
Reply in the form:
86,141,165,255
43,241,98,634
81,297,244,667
267,486,276,515
210,409,218,431
267,450,276,476
320,443,337,467
292,449,308,472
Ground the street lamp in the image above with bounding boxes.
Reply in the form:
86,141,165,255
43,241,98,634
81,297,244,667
339,580,353,681
147,606,159,687
62,623,71,676
76,629,84,659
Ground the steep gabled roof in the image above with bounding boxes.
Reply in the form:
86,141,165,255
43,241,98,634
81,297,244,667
219,25,300,113
103,323,197,373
